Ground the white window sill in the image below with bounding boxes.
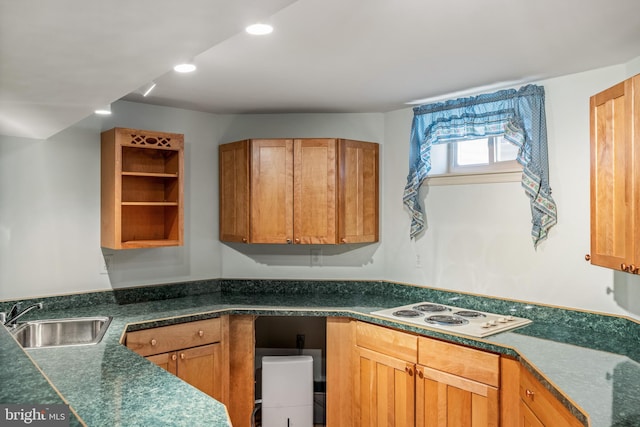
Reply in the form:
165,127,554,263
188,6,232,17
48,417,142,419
424,170,522,186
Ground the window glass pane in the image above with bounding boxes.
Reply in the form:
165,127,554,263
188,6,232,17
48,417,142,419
456,139,489,166
429,143,448,175
495,136,519,162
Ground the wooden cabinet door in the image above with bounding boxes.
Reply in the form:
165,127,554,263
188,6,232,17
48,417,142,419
415,365,499,427
251,139,294,243
294,139,337,243
355,346,415,427
519,365,583,427
327,318,356,427
589,75,640,272
520,400,544,427
219,140,250,242
147,352,177,375
176,343,223,401
338,139,379,243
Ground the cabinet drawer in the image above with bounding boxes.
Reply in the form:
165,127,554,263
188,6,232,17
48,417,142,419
126,318,222,356
356,321,417,362
418,336,499,387
520,366,582,427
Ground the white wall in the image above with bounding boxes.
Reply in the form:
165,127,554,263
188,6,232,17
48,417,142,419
1,59,639,319
384,63,639,319
0,102,227,299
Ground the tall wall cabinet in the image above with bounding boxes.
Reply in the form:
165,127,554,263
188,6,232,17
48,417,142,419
101,127,184,249
219,138,379,244
588,74,640,273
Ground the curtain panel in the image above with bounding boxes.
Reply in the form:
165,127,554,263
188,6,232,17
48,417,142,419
403,84,557,247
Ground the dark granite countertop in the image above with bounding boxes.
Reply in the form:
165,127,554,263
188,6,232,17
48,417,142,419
1,279,638,427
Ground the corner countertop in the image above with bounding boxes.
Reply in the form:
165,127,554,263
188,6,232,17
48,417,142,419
1,280,639,427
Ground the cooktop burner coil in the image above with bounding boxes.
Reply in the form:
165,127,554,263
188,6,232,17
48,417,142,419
413,303,450,313
454,310,486,318
425,315,469,326
392,309,422,318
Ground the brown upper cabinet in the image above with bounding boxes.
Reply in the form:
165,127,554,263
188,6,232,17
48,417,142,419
589,74,640,273
219,138,379,244
101,127,184,249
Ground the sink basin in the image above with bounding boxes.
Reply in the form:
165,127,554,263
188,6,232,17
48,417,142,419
10,316,112,348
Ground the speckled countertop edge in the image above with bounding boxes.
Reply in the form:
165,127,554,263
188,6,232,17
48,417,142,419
2,279,639,427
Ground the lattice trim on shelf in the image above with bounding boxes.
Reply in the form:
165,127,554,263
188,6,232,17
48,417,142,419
128,134,173,148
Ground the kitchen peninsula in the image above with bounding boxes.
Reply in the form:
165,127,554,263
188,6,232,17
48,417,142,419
1,279,638,427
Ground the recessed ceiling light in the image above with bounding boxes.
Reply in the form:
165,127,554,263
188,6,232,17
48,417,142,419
94,105,112,115
246,23,273,35
174,62,196,73
141,82,156,97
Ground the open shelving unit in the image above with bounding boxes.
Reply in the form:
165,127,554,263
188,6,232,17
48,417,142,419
101,127,184,249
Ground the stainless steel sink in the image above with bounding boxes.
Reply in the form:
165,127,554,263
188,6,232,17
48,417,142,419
10,316,112,348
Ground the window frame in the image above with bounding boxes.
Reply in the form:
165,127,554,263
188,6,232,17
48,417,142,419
427,136,522,185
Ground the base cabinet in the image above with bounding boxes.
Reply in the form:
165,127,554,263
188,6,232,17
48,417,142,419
338,320,499,427
147,343,223,400
518,363,583,427
126,318,226,400
416,366,499,426
328,319,585,427
356,346,416,427
520,399,545,427
416,336,499,427
125,316,256,427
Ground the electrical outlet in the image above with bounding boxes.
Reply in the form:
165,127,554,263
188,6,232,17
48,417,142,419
102,254,113,274
310,248,322,267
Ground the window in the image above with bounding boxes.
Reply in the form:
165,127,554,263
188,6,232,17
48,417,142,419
403,84,557,246
428,136,522,184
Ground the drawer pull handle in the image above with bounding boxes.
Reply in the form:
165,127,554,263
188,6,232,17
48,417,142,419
525,389,535,399
150,339,157,346
198,330,204,337
171,354,177,361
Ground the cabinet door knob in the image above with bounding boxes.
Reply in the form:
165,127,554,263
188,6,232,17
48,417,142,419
242,237,248,243
171,354,177,361
417,369,424,379
150,339,157,346
180,353,185,360
525,389,535,399
630,264,638,274
294,238,300,244
198,330,204,337
286,239,292,244
621,263,629,272
584,254,591,261
405,366,414,377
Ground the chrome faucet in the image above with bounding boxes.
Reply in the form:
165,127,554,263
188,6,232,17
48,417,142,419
1,302,43,327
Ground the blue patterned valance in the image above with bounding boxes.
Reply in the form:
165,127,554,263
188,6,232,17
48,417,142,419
403,84,557,247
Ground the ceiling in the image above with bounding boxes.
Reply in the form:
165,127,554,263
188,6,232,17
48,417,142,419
2,0,640,140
